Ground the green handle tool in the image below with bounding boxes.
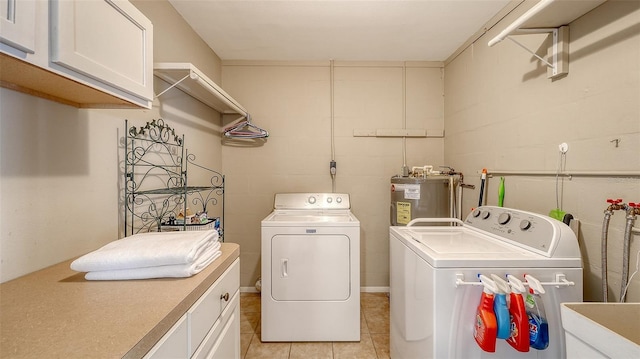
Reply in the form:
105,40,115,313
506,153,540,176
498,177,505,207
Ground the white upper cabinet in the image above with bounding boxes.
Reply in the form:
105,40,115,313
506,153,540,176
0,0,36,54
0,0,153,108
50,0,153,104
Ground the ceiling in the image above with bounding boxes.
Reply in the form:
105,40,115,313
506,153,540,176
169,0,513,62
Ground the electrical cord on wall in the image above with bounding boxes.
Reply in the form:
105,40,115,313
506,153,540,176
620,249,640,302
330,59,336,192
555,149,567,211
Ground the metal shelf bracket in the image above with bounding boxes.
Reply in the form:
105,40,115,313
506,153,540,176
507,26,569,79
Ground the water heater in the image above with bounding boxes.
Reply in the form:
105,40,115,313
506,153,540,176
390,175,456,225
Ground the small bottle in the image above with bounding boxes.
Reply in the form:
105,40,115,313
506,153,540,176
525,275,549,350
490,274,511,340
474,275,498,352
506,275,530,352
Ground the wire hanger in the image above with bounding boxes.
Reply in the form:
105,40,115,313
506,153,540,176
223,114,269,139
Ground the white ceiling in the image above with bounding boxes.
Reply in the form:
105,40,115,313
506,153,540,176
169,0,512,62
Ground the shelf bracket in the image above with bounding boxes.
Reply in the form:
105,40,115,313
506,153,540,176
507,26,569,79
154,74,190,99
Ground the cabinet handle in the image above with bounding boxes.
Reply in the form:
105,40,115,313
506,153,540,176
220,292,230,301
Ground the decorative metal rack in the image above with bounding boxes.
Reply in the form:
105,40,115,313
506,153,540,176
123,119,224,239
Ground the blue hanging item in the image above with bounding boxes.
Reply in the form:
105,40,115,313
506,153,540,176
491,274,511,339
525,275,550,350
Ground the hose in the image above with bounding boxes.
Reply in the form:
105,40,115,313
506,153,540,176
601,210,612,302
620,213,636,302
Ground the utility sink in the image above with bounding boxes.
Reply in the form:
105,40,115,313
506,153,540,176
561,303,640,358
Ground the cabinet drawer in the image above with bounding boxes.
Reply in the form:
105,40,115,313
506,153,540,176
189,259,240,356
143,314,188,359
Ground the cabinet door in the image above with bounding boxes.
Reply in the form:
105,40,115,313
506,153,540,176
49,0,153,101
0,0,36,54
209,304,240,359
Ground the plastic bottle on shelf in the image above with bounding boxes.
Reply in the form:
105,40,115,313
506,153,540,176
506,275,530,352
525,274,549,350
474,275,498,352
490,274,511,340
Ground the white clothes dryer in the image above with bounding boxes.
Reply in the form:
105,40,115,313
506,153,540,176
261,193,360,342
390,206,583,358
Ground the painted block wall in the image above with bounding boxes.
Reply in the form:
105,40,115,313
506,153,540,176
444,0,640,302
220,61,445,289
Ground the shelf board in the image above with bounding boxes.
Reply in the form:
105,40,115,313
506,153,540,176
519,0,607,29
136,186,224,196
153,62,247,115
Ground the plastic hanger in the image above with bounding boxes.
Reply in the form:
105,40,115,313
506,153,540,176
223,114,269,139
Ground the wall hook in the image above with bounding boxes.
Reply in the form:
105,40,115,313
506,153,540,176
610,138,620,148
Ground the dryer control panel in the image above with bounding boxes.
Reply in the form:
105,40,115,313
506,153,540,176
274,193,351,210
464,206,577,258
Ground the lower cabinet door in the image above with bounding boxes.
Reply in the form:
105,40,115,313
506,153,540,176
192,290,240,359
209,303,240,359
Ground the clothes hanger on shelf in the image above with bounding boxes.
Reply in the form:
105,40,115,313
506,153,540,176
223,114,269,139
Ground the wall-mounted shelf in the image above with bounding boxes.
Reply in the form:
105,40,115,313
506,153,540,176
488,0,607,79
153,62,247,116
353,128,444,138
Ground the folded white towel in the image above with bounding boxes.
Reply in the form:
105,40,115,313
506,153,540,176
71,230,219,272
84,248,222,280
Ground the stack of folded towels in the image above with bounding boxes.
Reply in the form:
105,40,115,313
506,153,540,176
70,230,221,280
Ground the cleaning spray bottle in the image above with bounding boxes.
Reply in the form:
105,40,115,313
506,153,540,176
506,275,530,352
474,275,498,352
524,274,549,350
490,274,511,340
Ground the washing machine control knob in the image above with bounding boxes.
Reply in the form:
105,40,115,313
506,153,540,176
327,197,333,203
308,196,316,204
498,213,511,225
336,197,342,203
481,211,491,219
472,209,481,217
519,220,532,231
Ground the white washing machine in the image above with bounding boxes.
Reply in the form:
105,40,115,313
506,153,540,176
261,193,360,342
390,206,583,358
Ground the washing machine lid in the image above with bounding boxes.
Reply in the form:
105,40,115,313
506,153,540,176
391,225,579,268
391,206,582,268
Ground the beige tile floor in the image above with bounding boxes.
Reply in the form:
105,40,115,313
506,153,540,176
240,292,390,359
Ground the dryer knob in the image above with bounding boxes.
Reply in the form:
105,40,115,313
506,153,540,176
308,196,316,204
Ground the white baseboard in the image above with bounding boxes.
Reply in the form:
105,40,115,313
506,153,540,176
240,287,260,293
240,286,389,293
361,286,389,293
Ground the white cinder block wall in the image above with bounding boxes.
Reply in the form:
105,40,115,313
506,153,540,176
221,62,445,289
444,0,640,302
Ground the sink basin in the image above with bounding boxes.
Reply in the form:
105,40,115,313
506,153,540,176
561,302,640,358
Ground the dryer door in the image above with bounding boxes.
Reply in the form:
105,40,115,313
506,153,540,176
271,234,351,301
